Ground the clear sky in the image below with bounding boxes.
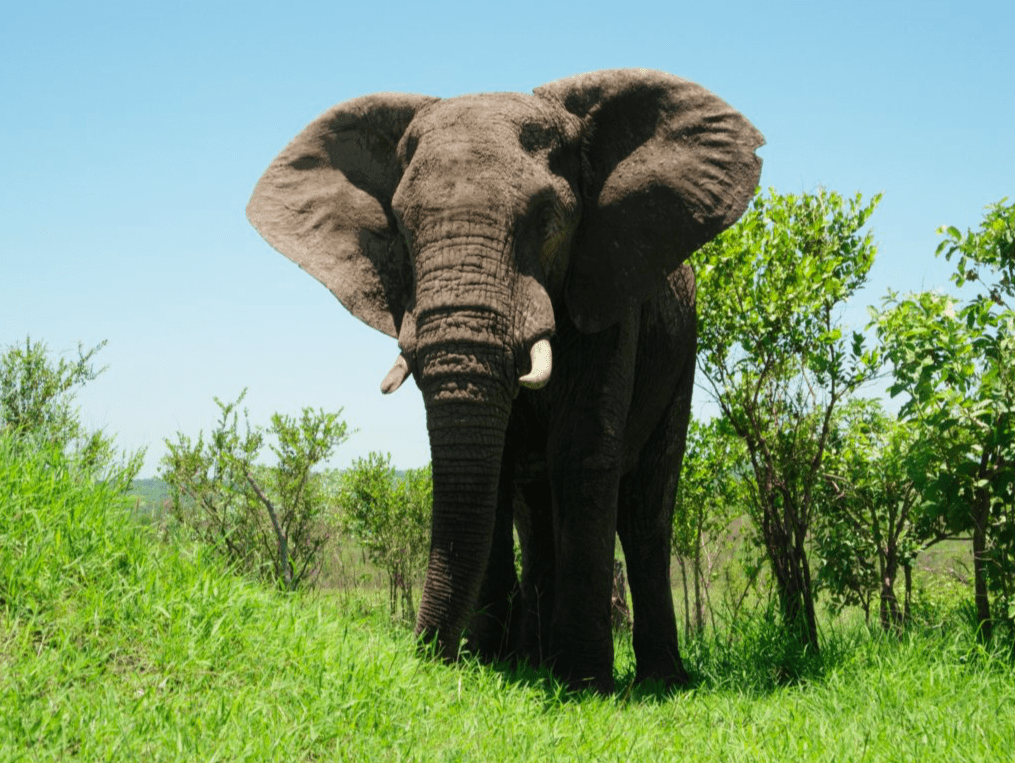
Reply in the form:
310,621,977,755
2,0,1012,477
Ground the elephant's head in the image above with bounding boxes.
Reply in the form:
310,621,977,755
247,68,763,654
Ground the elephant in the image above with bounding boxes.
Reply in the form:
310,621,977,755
247,68,763,692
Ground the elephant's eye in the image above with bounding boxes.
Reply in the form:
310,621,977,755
398,133,419,168
519,121,554,154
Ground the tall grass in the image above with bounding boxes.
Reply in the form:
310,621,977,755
3,433,1014,761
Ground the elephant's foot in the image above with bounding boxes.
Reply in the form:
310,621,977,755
550,638,615,695
554,663,615,695
414,625,463,664
634,664,690,690
465,596,523,663
463,626,513,664
633,644,690,689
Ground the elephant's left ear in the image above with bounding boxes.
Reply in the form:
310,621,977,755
535,69,764,332
247,93,438,338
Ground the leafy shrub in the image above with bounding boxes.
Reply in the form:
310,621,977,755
161,391,349,591
337,452,431,624
0,337,142,488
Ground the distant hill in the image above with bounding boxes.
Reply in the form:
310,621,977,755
130,478,172,509
127,468,417,513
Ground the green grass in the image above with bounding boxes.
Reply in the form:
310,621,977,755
3,437,1015,761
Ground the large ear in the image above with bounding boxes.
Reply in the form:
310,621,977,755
247,93,438,338
535,69,764,332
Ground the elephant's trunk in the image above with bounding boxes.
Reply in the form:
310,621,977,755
408,225,534,656
414,389,510,655
412,333,514,653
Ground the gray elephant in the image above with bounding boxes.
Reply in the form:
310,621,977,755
247,68,763,692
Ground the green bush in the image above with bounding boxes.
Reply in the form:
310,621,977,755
337,452,432,624
160,391,349,591
0,337,142,489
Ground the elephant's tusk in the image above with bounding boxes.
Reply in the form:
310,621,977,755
380,354,411,394
518,338,552,389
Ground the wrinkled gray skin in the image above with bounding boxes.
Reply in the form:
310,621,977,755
248,69,763,692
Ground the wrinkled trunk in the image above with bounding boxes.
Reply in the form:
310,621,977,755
409,256,517,657
414,393,510,656
407,219,546,658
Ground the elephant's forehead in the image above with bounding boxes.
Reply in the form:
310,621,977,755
418,92,556,132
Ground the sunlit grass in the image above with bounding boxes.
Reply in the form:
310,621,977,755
3,435,1014,761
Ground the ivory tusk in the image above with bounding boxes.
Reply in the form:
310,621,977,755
380,354,411,394
518,338,552,389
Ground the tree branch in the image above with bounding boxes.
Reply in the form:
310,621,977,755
244,470,292,590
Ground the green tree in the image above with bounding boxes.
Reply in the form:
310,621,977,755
873,199,1015,639
0,337,142,489
815,399,927,630
672,417,748,637
695,189,881,652
161,391,349,591
338,452,432,624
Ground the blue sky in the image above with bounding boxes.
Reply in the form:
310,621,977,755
2,0,1012,476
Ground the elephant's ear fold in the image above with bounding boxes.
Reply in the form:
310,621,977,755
535,69,764,332
247,93,437,338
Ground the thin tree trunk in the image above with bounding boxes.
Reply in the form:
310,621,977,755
973,495,993,641
973,449,993,641
758,488,819,652
678,556,692,640
693,524,705,634
610,560,632,632
903,562,912,625
799,545,819,652
245,471,292,591
773,535,819,654
703,560,719,634
878,539,902,633
880,566,901,633
403,568,416,625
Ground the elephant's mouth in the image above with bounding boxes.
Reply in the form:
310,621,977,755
380,337,552,395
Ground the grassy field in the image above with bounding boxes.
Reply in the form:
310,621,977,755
3,444,1014,761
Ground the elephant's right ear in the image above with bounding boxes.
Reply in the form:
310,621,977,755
535,69,763,333
247,93,437,338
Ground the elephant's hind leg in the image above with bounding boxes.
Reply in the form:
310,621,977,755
617,369,694,688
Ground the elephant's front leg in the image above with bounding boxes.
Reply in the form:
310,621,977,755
547,457,623,693
545,316,639,693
